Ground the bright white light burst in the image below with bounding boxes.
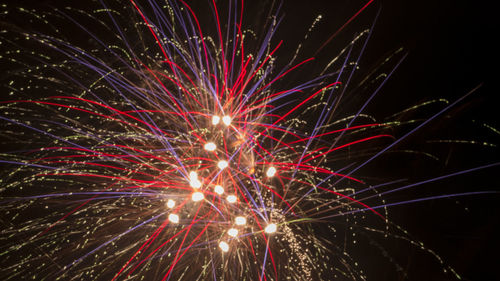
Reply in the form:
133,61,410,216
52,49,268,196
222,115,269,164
190,179,202,189
227,195,237,203
189,171,202,188
214,185,224,195
264,223,277,234
217,160,228,170
192,192,204,202
211,115,220,125
222,115,231,126
204,142,216,151
227,228,238,237
168,214,179,224
219,241,229,252
166,199,175,209
266,167,277,177
235,216,246,226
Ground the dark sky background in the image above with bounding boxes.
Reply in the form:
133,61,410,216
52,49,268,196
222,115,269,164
306,1,499,280
2,0,498,280
263,0,499,280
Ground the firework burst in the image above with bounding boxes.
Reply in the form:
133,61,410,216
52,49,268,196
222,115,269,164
0,0,498,280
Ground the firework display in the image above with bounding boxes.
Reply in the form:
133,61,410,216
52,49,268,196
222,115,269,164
0,0,498,280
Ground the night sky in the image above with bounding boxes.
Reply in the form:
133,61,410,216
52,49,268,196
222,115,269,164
1,0,498,280
283,1,499,280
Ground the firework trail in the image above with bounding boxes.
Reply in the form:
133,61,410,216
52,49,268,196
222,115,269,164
0,0,498,280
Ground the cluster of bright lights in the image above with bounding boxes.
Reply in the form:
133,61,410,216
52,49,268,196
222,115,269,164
211,115,231,126
211,113,279,252
162,114,279,254
235,216,246,226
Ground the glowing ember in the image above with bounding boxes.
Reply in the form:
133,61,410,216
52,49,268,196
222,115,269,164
217,160,229,170
166,199,175,209
226,195,237,203
235,216,247,226
168,214,180,224
227,228,238,237
214,185,224,195
264,223,277,234
219,241,229,252
204,142,216,151
191,192,204,202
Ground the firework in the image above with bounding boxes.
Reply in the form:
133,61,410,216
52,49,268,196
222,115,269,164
0,1,498,280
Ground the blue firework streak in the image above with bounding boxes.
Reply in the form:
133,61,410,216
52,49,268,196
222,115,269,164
0,0,498,280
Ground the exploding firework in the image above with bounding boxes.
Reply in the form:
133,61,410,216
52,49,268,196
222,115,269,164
0,0,498,280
